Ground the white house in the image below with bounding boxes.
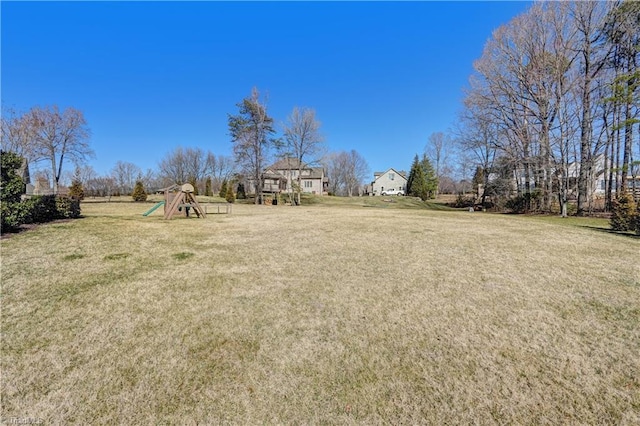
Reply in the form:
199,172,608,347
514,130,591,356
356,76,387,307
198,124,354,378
368,168,407,196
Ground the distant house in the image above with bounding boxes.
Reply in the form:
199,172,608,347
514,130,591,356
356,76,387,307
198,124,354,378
368,168,408,196
481,153,640,201
248,158,329,196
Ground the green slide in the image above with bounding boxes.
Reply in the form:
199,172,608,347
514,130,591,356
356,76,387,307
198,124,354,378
142,201,165,216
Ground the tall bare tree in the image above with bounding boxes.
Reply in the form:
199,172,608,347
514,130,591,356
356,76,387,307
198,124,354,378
572,1,611,215
111,161,141,195
25,105,93,194
208,153,235,193
228,87,276,204
603,0,640,195
1,108,39,165
426,132,452,197
158,146,218,192
282,107,325,205
323,150,369,197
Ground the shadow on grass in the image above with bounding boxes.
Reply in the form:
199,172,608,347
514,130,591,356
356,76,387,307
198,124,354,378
581,225,640,240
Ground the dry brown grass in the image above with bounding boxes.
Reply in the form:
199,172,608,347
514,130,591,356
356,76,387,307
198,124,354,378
2,200,639,424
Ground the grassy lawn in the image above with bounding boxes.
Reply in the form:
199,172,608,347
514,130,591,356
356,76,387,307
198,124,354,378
2,198,639,424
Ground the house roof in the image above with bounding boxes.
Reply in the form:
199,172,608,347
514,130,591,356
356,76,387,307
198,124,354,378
373,168,408,182
267,158,325,179
269,158,305,170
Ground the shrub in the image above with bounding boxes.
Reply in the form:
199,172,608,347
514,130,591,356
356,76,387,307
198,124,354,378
610,193,636,232
505,191,543,214
205,177,213,197
453,193,475,208
1,195,81,233
131,180,147,202
219,180,228,198
188,176,199,196
1,203,25,233
56,196,81,219
225,184,236,204
236,183,246,199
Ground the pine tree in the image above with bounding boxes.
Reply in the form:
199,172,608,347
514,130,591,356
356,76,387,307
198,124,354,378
236,183,246,199
406,155,420,197
188,176,199,196
225,183,236,203
69,179,85,200
407,155,430,201
472,166,484,194
219,179,228,198
132,180,147,202
421,154,438,199
205,177,212,197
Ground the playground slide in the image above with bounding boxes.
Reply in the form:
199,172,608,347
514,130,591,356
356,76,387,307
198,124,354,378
142,201,165,216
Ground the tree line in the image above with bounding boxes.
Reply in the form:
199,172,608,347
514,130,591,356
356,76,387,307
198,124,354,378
2,94,372,202
456,0,639,216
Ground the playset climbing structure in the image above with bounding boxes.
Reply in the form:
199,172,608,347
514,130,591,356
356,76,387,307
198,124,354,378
162,183,206,220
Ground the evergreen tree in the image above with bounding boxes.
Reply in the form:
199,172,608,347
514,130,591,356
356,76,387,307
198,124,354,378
131,180,147,202
205,177,212,197
406,155,420,197
407,154,430,201
219,179,228,198
1,151,25,204
236,182,246,199
69,179,84,200
188,176,199,196
1,151,26,233
472,166,484,194
225,182,236,203
421,154,438,199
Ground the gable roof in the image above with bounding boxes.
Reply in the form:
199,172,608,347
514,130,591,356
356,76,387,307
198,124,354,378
373,168,408,182
267,158,325,179
269,158,304,170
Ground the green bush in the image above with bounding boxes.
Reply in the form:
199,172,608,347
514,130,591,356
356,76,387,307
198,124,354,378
56,196,81,219
610,193,636,232
1,203,25,233
505,191,543,214
0,195,81,233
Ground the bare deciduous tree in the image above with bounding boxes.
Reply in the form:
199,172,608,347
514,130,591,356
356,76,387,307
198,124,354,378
323,150,369,197
426,132,453,196
26,105,93,194
281,107,325,205
111,161,141,195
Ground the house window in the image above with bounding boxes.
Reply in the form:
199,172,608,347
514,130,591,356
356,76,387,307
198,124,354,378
304,181,313,188
389,173,395,180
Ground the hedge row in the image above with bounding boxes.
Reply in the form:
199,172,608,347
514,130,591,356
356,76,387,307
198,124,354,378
1,195,81,234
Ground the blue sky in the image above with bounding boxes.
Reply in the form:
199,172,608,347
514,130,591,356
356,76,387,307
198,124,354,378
2,1,532,178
